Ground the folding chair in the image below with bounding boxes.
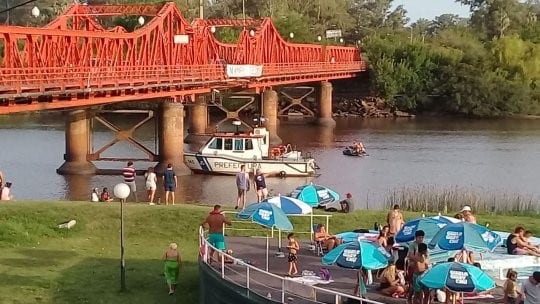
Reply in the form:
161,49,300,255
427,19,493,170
315,239,325,256
312,224,326,256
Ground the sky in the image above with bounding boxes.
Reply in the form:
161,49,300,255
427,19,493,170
393,0,471,22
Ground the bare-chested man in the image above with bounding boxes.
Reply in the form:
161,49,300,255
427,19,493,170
410,243,430,304
387,204,405,235
201,205,231,261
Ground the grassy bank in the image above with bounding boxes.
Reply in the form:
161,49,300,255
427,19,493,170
0,202,538,304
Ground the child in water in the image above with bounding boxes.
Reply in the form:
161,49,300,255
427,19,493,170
286,233,299,276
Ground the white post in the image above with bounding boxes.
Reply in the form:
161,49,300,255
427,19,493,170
221,250,225,278
266,234,269,271
310,213,314,242
278,229,282,251
246,267,250,289
281,278,285,302
326,215,330,233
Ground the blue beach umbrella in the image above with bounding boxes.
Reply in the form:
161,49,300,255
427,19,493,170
262,195,312,215
290,183,340,207
237,201,294,231
237,202,294,271
420,262,496,293
428,222,502,252
395,217,454,243
323,239,391,297
322,239,391,270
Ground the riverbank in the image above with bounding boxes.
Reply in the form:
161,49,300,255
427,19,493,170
0,201,538,303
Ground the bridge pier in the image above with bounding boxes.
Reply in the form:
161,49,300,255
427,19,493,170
57,110,97,175
262,89,282,145
155,101,190,175
317,81,336,127
185,95,210,145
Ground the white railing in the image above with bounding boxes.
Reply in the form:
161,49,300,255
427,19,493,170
198,226,385,304
222,212,332,242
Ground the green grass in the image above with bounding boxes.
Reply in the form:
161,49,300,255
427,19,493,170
384,185,540,214
0,201,538,304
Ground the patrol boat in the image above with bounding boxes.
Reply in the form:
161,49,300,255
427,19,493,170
184,126,318,177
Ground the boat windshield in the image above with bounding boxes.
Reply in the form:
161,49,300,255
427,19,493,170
208,138,223,149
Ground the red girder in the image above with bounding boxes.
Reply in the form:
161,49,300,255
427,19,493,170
0,2,366,114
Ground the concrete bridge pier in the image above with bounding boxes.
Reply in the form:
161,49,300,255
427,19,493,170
57,110,97,175
185,95,210,145
262,89,282,145
154,101,190,175
317,81,336,127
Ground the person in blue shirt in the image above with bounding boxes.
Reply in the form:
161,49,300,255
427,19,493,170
163,164,177,205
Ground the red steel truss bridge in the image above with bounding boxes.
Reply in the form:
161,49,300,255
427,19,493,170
0,2,366,114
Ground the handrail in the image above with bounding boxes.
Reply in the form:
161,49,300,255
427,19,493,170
0,62,365,99
222,211,332,243
198,226,385,304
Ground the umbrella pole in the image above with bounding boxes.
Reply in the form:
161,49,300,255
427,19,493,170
310,212,314,243
266,233,269,272
278,229,282,251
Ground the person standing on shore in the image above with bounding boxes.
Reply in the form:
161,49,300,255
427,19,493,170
0,170,4,186
201,205,231,262
144,167,157,205
253,168,268,203
122,161,137,202
163,164,177,205
235,165,250,210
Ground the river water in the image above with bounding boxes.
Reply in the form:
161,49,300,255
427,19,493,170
1,113,540,210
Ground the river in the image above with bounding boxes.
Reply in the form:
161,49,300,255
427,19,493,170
1,113,540,211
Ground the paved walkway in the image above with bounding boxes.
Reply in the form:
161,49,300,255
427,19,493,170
216,236,504,304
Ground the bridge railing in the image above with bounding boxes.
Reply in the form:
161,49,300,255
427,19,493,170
0,61,366,94
261,61,366,78
0,64,228,93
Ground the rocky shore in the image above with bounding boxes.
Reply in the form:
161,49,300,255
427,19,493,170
278,95,415,118
333,96,415,118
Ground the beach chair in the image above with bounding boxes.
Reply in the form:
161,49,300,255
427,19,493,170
312,224,326,256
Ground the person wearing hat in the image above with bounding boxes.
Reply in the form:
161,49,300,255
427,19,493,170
521,271,540,304
460,205,477,224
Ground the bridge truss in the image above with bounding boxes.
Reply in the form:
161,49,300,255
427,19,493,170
0,2,366,113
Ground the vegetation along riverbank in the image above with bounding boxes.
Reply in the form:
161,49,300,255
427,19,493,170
0,201,538,303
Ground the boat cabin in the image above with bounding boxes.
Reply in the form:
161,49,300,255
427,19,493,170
199,127,270,159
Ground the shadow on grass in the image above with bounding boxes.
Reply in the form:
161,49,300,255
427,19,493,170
0,248,79,268
52,257,199,304
0,273,51,288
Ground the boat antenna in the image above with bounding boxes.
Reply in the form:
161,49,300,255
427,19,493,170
232,120,242,134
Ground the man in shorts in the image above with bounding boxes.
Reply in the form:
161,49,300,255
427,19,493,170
163,163,177,205
253,168,268,202
201,205,231,262
235,165,250,209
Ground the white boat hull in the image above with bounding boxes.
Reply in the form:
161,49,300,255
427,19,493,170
184,153,317,177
